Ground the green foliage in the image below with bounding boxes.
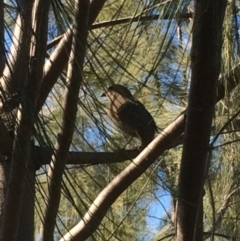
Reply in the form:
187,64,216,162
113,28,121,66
31,0,193,239
14,0,240,240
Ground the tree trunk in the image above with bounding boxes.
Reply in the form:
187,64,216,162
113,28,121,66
0,156,10,235
18,159,36,241
176,1,227,241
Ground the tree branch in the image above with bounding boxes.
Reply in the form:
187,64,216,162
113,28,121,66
46,12,193,50
37,0,107,113
0,0,4,73
176,1,227,241
0,1,36,240
41,0,89,240
33,146,139,166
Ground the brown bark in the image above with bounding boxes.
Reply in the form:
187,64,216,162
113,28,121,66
0,0,4,73
31,0,50,85
176,1,227,241
33,146,139,166
0,156,10,235
37,0,107,113
0,96,35,241
0,1,48,240
0,0,34,143
0,1,33,94
17,160,36,241
17,1,50,240
41,1,89,240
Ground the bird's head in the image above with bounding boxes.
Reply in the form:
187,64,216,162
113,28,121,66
101,84,134,101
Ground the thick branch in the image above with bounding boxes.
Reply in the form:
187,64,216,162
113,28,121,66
37,0,107,112
41,1,89,240
176,1,227,241
0,1,38,239
31,0,50,84
16,1,50,240
36,26,73,112
0,0,4,73
0,0,33,94
33,147,139,166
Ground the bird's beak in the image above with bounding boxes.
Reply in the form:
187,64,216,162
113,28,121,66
101,92,106,97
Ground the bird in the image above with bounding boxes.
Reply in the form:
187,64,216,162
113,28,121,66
101,84,157,148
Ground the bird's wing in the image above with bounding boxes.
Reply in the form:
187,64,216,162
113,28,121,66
118,100,157,134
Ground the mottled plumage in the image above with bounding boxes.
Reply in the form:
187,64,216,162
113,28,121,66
102,84,157,147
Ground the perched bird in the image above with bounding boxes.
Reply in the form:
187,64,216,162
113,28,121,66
102,84,157,148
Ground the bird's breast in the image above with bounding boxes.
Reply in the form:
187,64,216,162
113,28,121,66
108,101,139,137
